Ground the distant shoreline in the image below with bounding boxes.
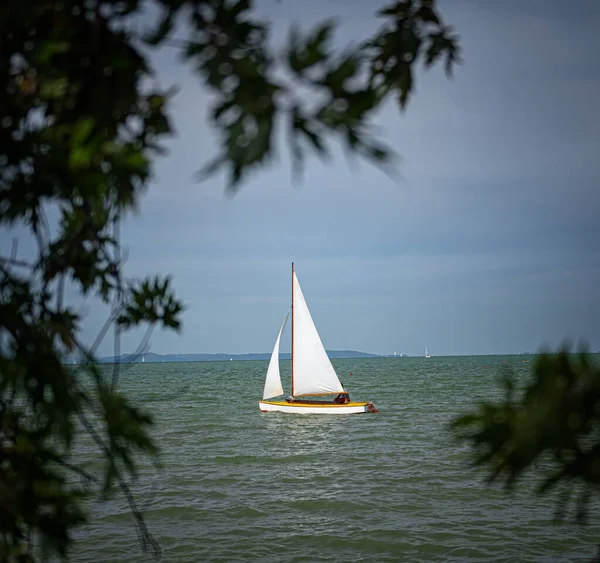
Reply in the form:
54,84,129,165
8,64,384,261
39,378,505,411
58,350,560,365
94,350,381,364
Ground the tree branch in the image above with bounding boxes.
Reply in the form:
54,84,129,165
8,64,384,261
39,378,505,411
78,411,161,557
0,254,35,269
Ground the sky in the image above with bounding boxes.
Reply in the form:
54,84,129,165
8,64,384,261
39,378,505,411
7,0,600,357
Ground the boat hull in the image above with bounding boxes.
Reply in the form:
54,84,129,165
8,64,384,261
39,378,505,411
258,400,377,414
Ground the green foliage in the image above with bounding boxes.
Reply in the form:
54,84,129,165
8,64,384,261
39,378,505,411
182,0,460,189
118,276,184,330
1,0,459,560
451,347,600,522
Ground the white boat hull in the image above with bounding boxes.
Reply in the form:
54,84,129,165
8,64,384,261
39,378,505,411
258,400,377,414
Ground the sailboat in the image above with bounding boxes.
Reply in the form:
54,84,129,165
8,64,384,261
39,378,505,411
425,346,431,358
258,264,378,414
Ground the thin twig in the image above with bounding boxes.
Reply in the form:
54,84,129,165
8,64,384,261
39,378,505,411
56,274,65,311
89,310,120,357
0,255,35,269
112,320,121,389
112,211,122,391
78,411,161,557
10,237,18,261
32,208,47,261
54,458,100,486
39,204,52,248
135,325,153,360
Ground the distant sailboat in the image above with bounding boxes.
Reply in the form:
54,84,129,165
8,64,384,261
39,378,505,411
425,346,431,359
258,263,378,414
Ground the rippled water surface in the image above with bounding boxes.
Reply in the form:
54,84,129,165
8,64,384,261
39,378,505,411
71,357,599,562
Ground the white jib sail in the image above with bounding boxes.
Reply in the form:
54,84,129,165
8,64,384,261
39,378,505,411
262,312,289,400
292,272,345,397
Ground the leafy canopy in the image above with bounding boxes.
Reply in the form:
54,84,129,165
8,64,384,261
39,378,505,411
451,347,600,523
0,0,459,560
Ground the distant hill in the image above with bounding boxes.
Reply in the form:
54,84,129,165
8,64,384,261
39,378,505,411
96,350,381,364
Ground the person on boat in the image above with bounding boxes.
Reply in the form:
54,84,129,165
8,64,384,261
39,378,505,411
334,392,350,404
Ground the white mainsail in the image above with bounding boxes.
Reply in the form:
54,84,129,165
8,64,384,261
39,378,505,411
262,313,289,400
292,272,345,397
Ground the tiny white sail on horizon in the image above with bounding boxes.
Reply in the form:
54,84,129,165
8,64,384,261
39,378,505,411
292,272,345,397
262,312,289,400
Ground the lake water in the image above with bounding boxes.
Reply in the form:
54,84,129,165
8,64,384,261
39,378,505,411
69,356,599,562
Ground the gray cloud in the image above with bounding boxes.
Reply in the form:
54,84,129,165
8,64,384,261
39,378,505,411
5,0,599,357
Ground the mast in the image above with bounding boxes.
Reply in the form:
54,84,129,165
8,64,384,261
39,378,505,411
291,261,295,397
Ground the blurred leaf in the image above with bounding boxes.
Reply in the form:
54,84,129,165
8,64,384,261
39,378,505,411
117,276,184,330
144,7,178,46
39,77,69,100
292,107,328,158
37,40,71,64
1,0,461,559
321,52,361,95
287,19,337,74
450,346,600,522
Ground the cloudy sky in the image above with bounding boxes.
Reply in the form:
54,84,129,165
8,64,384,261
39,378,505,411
19,0,600,357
